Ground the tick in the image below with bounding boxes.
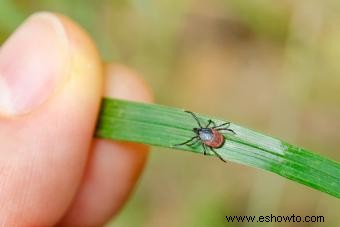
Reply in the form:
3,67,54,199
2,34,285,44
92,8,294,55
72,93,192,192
174,111,236,162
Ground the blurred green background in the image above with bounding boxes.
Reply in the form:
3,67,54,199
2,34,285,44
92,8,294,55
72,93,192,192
1,0,339,226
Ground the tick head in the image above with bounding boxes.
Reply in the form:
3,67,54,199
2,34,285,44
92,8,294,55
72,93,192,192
192,128,199,134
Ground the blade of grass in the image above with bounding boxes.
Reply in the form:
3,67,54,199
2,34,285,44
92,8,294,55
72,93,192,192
95,98,340,198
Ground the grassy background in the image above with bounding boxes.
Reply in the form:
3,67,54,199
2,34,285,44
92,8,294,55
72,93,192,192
1,0,339,226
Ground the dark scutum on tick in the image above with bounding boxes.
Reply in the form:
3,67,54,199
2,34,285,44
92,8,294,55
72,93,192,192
174,111,236,162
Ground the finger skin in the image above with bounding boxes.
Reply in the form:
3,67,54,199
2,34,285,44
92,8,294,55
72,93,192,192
0,12,102,226
59,64,153,226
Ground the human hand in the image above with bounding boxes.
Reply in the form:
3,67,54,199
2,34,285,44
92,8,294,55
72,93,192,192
0,12,152,226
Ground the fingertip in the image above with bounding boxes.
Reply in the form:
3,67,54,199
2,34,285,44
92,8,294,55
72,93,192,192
0,11,103,226
105,64,153,102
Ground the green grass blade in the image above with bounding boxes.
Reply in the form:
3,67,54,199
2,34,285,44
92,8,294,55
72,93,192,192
95,98,340,198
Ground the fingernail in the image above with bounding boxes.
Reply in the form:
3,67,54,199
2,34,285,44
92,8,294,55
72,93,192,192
0,12,70,115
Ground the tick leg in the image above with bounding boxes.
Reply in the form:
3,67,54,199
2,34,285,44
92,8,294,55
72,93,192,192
185,110,204,128
217,128,236,134
202,143,208,155
213,122,230,129
206,119,217,128
189,140,203,151
186,138,201,146
174,136,199,146
209,147,227,162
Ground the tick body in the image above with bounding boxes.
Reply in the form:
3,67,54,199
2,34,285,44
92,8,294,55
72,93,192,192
198,128,225,148
174,111,236,162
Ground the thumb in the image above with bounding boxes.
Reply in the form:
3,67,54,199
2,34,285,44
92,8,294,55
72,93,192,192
0,12,102,226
